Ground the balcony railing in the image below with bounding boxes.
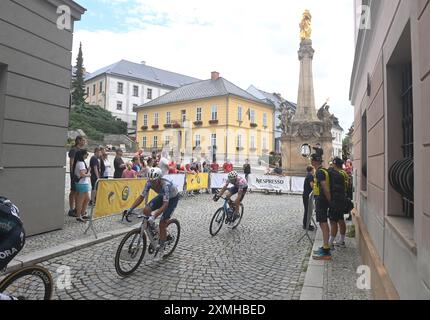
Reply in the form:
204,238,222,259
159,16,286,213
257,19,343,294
209,119,219,125
250,123,258,128
164,124,172,129
152,125,159,130
194,121,203,126
141,125,148,131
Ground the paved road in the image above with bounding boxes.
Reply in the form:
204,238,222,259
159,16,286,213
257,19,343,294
39,193,311,300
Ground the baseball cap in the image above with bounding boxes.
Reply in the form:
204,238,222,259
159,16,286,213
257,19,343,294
310,153,323,163
333,157,344,167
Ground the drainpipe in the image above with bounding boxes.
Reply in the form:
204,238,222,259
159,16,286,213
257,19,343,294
226,95,229,163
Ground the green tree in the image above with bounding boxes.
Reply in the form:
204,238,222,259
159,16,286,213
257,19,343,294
342,125,354,160
71,43,86,106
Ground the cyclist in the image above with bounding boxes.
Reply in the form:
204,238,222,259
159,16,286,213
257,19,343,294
213,171,248,222
126,168,179,261
0,197,25,300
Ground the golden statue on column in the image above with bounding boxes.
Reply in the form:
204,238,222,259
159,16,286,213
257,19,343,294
300,10,312,41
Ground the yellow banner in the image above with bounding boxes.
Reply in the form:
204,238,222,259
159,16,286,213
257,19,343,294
186,173,209,191
94,179,157,219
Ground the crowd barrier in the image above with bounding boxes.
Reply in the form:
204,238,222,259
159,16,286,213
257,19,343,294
84,173,306,237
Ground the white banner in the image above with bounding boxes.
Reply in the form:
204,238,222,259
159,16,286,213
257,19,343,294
248,174,291,192
163,174,185,192
291,177,305,193
210,173,247,189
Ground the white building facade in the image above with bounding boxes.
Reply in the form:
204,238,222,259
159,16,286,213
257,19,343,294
84,60,200,132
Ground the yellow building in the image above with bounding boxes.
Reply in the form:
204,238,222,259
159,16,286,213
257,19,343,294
134,72,274,164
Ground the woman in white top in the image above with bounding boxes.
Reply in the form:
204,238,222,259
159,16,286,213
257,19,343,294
101,148,111,178
73,149,91,222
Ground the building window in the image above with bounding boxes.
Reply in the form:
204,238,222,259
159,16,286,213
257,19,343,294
92,84,96,96
99,81,103,93
154,113,159,126
250,109,255,124
117,82,123,94
143,114,148,126
196,107,202,121
195,135,201,147
211,105,218,121
237,134,242,148
361,112,367,191
133,85,139,97
211,134,217,147
263,113,267,127
132,120,137,127
166,112,171,124
116,101,123,111
86,87,89,96
147,88,153,100
238,106,243,122
250,136,255,149
263,137,267,150
164,136,170,146
142,137,147,148
181,110,186,124
153,136,158,148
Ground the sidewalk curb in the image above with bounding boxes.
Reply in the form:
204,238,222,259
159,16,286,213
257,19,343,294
300,227,325,300
5,226,136,274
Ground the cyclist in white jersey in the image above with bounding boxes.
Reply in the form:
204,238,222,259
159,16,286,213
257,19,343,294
126,168,179,260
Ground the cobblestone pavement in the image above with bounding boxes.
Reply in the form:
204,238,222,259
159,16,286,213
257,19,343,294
36,193,311,300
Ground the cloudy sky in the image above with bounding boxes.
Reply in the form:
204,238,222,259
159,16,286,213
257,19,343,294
73,0,356,132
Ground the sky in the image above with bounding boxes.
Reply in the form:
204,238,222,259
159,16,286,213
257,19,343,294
72,0,356,133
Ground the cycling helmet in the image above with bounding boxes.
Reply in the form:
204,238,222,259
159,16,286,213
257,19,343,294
148,167,162,180
228,171,238,181
0,196,20,218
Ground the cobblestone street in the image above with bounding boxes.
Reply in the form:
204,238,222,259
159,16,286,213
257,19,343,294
38,193,311,300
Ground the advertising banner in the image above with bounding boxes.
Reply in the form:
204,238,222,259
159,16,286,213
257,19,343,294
163,174,185,192
94,179,157,219
248,174,291,192
185,173,209,191
291,177,305,193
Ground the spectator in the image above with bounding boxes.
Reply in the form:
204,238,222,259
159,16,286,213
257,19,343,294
223,159,233,173
344,159,353,221
114,149,126,178
243,159,251,180
158,151,170,176
313,143,324,157
68,136,86,217
210,160,220,173
122,161,138,178
132,156,141,173
101,148,111,179
311,153,332,260
303,166,315,231
147,157,154,168
72,149,91,222
168,159,178,174
272,162,284,176
328,157,349,249
203,162,211,194
89,147,102,205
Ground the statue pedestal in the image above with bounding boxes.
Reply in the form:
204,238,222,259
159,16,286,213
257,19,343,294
281,121,334,176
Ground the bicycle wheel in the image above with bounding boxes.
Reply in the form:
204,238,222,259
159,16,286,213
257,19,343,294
114,228,147,277
163,219,181,259
231,204,244,229
209,208,225,236
0,266,53,300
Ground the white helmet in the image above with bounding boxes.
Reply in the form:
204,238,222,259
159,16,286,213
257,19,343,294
228,171,238,181
148,167,162,180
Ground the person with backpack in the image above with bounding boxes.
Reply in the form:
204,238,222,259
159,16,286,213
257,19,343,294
328,157,350,249
72,149,91,222
311,153,332,260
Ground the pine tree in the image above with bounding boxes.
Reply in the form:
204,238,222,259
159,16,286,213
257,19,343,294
71,43,86,106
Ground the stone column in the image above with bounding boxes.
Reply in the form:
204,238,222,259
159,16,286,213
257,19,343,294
294,40,319,122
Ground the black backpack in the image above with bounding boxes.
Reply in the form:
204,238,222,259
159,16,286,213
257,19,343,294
328,168,347,212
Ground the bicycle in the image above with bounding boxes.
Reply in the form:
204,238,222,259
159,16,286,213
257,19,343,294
0,265,54,300
209,195,244,236
115,211,181,277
